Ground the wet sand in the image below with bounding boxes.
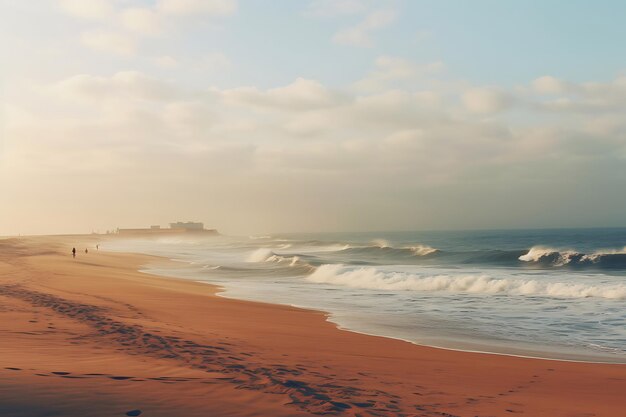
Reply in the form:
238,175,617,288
0,235,624,417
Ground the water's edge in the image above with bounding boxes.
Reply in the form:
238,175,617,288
137,260,626,365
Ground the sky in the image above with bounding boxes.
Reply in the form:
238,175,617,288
1,0,625,236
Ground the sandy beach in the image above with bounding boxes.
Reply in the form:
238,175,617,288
0,235,624,417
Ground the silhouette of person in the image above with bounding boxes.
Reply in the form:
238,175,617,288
96,244,99,250
72,247,76,258
85,248,88,254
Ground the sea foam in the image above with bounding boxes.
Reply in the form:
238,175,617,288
246,248,312,269
519,246,626,267
306,264,626,299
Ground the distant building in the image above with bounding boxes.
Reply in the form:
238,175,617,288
117,222,217,235
117,228,159,234
169,221,204,231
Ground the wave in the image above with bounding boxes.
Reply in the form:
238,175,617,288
340,243,439,258
371,239,391,248
306,264,626,299
321,244,352,252
201,265,221,270
247,248,275,262
367,240,439,256
519,246,626,268
246,248,314,270
408,244,439,256
301,244,351,252
519,247,582,266
242,241,626,271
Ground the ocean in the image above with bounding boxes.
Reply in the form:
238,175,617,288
103,228,626,363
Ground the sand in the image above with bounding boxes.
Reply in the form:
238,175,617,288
0,235,624,417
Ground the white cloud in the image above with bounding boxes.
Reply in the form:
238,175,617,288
383,129,427,150
156,0,237,16
355,56,445,91
5,68,626,235
53,71,187,102
584,115,626,136
154,55,179,68
120,7,162,36
163,101,215,135
462,88,513,114
333,9,396,47
57,0,113,20
58,0,239,56
305,0,368,17
529,75,626,114
532,76,573,95
222,78,348,111
80,31,136,55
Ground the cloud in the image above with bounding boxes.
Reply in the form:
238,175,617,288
53,71,188,102
222,78,348,111
57,0,113,20
584,115,626,136
529,75,626,114
5,69,626,234
163,101,216,138
305,0,368,17
156,0,238,16
58,0,238,56
355,56,445,91
532,76,573,95
80,31,136,56
462,88,513,114
6,5,626,235
154,55,179,68
120,7,162,36
333,9,396,47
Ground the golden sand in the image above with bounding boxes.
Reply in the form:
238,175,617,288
0,235,624,416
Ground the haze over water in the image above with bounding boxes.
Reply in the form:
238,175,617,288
105,227,626,363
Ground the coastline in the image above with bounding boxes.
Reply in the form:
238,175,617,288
197,279,626,365
1,234,625,417
138,261,626,365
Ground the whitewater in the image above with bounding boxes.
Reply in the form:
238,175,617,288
103,228,626,363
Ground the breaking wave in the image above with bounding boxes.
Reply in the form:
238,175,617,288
246,248,275,262
246,248,314,270
239,240,626,272
340,243,439,258
371,239,391,248
519,246,626,268
408,244,439,256
366,240,438,256
306,264,626,299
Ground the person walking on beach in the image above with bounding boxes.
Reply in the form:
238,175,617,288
72,247,76,258
85,248,88,254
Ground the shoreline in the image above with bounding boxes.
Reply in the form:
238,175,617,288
204,281,626,365
1,234,625,417
133,262,626,365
